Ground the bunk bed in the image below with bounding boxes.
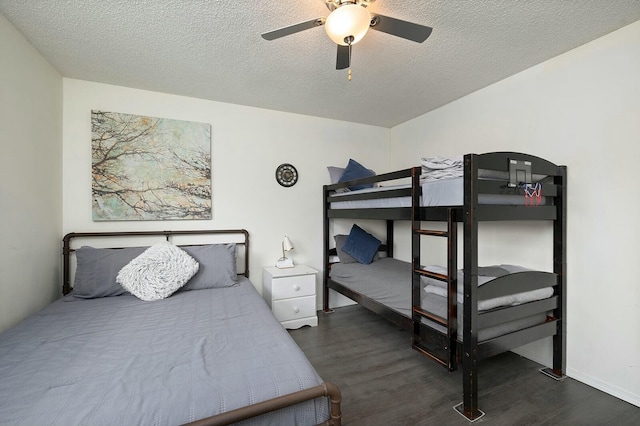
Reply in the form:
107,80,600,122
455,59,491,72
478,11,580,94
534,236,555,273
322,152,566,421
0,229,341,426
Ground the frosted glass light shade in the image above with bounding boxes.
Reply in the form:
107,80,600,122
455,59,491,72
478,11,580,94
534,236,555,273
324,4,371,46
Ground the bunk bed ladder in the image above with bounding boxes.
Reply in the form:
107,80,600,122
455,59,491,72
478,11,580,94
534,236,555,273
410,166,458,371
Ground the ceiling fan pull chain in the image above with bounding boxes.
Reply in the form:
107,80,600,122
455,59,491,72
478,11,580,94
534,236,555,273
346,36,354,81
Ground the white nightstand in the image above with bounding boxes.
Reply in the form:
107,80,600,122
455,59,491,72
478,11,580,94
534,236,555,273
263,265,318,329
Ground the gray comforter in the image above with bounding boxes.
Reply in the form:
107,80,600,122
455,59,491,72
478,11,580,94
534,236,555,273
0,278,328,425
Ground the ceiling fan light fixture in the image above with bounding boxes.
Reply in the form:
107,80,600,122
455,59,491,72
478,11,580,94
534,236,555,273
324,4,371,46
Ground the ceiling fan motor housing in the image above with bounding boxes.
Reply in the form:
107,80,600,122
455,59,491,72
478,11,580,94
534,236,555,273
325,0,374,12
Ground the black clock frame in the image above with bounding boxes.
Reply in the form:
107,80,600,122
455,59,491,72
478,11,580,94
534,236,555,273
275,163,298,187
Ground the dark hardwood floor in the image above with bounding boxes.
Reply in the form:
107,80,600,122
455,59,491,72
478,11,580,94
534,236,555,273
289,305,639,425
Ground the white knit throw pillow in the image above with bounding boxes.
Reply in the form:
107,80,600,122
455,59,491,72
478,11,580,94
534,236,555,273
117,243,199,301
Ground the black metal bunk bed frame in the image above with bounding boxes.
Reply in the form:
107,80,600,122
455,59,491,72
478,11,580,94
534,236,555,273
322,152,566,421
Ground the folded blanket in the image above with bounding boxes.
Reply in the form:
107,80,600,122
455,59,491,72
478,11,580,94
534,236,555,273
420,156,463,182
424,284,554,312
420,156,463,170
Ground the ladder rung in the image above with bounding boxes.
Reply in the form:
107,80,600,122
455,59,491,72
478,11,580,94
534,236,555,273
414,269,447,282
413,307,448,327
415,229,448,237
412,342,448,368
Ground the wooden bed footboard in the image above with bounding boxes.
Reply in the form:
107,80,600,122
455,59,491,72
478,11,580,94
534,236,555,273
183,382,342,426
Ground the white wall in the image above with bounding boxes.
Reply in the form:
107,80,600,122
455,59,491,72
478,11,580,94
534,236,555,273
62,79,389,302
0,14,62,333
391,21,640,407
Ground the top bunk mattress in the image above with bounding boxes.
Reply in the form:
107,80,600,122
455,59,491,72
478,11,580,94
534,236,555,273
329,178,544,209
0,278,328,426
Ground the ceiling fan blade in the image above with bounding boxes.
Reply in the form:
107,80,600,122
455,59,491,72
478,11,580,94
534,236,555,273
261,18,325,41
336,45,350,70
369,13,432,43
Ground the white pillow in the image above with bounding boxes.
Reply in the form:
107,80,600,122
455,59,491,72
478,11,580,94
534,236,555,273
117,243,199,301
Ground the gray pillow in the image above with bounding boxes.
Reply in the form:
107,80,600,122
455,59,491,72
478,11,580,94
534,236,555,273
334,234,379,264
327,166,351,194
72,246,147,298
180,243,237,290
327,166,345,184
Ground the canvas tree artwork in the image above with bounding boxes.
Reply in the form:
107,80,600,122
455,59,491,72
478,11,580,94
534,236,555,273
91,110,212,221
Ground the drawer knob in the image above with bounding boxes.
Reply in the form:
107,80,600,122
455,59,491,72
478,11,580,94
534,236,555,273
293,285,300,291
293,307,300,314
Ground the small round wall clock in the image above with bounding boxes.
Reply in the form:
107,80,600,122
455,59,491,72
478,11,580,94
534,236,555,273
275,163,298,187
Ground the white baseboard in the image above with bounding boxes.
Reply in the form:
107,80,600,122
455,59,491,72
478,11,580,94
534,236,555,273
508,338,639,409
516,349,640,407
511,338,552,367
316,289,356,311
328,291,356,309
511,347,549,367
567,367,640,408
513,344,640,408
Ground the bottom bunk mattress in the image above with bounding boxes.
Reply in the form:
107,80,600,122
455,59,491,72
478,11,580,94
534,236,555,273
0,278,329,426
329,258,551,342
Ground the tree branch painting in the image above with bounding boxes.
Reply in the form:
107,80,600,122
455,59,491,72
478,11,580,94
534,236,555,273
91,110,212,221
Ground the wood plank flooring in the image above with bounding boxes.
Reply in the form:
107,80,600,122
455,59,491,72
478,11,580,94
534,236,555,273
289,305,639,425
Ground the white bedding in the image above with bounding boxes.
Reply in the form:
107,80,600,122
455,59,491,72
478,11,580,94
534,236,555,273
421,264,554,312
424,284,553,312
420,156,463,182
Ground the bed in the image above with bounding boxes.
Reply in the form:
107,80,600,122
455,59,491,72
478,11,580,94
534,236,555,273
322,152,566,421
0,229,341,426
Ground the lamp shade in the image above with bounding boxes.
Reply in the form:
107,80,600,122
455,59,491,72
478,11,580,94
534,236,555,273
282,236,293,252
324,4,371,46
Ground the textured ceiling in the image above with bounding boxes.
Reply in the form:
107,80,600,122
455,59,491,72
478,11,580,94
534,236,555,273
1,0,639,128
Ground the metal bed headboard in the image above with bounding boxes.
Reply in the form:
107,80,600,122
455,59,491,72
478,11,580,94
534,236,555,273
62,229,249,295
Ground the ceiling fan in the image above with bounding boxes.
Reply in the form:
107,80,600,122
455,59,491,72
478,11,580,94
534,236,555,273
261,0,432,80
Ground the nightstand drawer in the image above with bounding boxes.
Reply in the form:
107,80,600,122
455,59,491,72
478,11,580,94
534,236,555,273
272,296,316,322
271,275,315,300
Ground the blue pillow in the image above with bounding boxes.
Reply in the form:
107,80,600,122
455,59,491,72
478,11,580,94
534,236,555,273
342,225,381,265
338,159,375,191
